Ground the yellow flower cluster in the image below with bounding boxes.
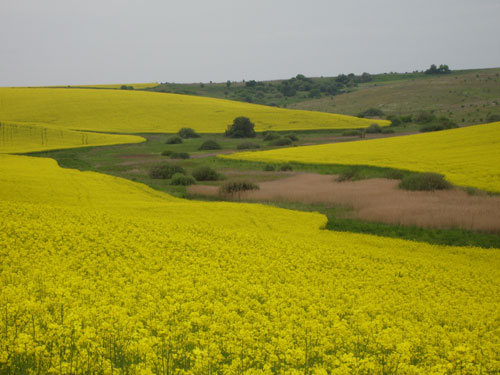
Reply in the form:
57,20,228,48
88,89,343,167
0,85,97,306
222,122,500,192
0,87,388,134
1,153,500,374
0,122,144,154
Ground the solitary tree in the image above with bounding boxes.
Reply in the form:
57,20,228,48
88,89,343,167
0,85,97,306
225,117,256,138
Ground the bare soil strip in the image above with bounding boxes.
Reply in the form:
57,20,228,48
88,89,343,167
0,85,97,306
189,172,500,233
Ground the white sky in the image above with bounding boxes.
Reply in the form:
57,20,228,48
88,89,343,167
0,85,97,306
1,0,499,86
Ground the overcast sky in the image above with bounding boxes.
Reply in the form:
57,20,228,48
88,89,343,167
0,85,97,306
1,0,499,86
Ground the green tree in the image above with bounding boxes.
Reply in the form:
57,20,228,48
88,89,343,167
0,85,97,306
225,117,256,138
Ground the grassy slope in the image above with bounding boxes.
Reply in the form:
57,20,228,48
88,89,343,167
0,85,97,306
290,68,500,125
0,87,388,134
223,122,500,193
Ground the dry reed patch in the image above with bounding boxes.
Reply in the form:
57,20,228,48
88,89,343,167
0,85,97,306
189,173,500,233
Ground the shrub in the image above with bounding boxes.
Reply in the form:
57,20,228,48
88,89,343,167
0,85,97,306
387,115,402,127
342,130,361,136
263,132,280,141
263,164,275,171
192,166,219,181
337,168,362,182
165,136,183,144
225,117,256,138
381,128,395,134
269,137,292,146
170,152,190,159
285,133,299,141
415,111,436,124
170,173,196,186
365,123,382,134
178,128,200,139
161,150,173,156
149,164,186,179
357,108,384,118
436,116,457,129
400,114,413,123
279,163,293,171
399,173,452,191
420,124,445,132
487,114,500,122
237,141,260,150
219,180,259,199
198,140,221,150
384,170,405,180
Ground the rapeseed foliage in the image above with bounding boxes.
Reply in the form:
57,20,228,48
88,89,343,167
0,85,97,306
223,122,500,192
1,153,500,374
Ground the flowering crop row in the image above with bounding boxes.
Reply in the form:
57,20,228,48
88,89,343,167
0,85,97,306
1,154,499,374
222,122,500,192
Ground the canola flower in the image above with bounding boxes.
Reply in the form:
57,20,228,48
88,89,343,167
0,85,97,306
0,87,389,134
1,153,500,374
222,121,500,192
0,122,144,154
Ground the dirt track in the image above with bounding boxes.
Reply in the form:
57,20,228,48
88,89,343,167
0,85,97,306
189,173,500,233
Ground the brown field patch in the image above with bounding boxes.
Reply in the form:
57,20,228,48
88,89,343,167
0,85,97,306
188,173,500,233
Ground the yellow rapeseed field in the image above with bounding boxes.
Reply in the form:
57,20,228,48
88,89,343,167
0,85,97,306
43,83,159,89
0,87,388,134
0,121,144,154
223,122,500,192
1,153,500,374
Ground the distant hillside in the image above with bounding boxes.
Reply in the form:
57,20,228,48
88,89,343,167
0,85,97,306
147,68,500,127
289,68,500,126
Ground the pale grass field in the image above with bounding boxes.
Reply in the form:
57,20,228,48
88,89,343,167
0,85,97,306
189,173,500,233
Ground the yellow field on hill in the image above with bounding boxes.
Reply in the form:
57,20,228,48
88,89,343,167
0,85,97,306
44,82,158,89
1,153,500,374
223,122,500,192
0,121,144,153
0,87,388,134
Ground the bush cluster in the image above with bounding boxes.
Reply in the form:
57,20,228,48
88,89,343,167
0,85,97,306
269,137,292,146
170,152,190,159
149,164,186,179
399,173,452,191
192,166,219,181
263,132,280,141
237,142,260,150
170,173,196,186
165,136,183,144
178,128,200,139
198,140,221,150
